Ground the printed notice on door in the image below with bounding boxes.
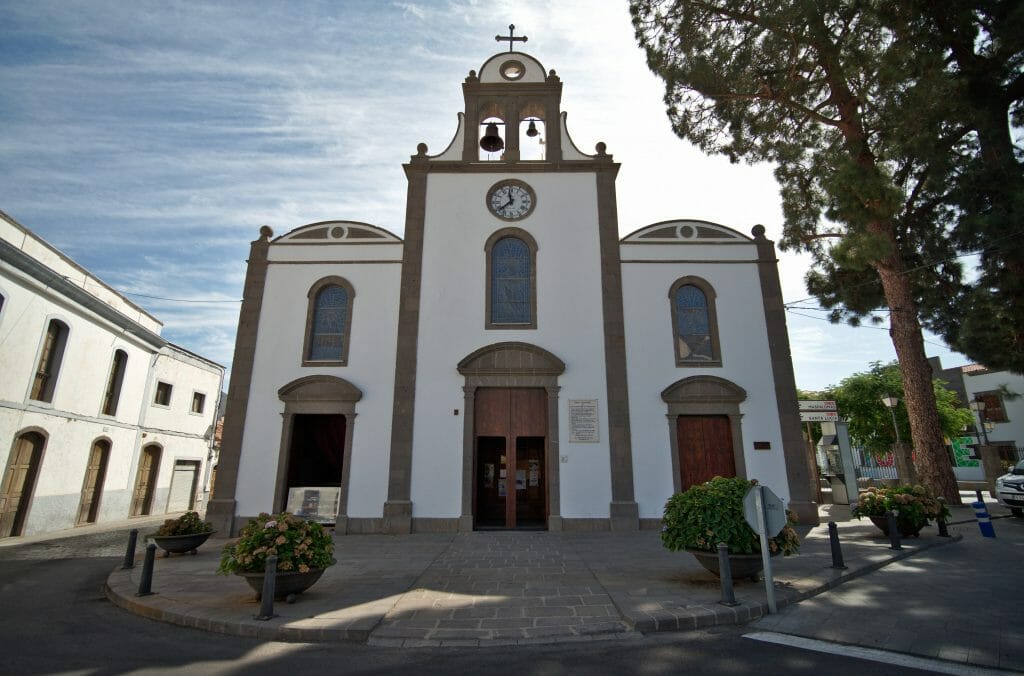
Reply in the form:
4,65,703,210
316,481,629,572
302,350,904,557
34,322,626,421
568,399,600,443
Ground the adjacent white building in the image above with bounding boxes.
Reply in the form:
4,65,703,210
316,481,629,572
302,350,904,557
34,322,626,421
209,48,818,535
0,211,224,538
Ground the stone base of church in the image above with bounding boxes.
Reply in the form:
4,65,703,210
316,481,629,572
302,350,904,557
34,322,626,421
382,500,412,534
204,498,237,536
609,500,640,531
789,499,820,527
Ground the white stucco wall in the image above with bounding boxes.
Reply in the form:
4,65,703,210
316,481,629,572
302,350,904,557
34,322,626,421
234,246,402,519
621,242,791,519
409,172,613,519
1,223,223,537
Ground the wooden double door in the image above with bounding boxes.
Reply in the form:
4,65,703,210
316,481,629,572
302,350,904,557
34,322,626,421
474,388,547,529
677,415,736,489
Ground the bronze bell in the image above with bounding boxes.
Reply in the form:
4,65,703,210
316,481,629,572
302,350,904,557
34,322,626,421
525,119,539,137
480,122,504,152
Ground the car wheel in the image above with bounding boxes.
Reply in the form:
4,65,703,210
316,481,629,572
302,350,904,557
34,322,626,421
1012,507,1023,518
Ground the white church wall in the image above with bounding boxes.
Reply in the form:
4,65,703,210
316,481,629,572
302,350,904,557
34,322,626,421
409,172,613,519
234,259,401,519
622,251,791,518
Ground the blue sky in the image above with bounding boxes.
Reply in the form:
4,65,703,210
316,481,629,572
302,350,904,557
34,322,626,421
0,0,967,389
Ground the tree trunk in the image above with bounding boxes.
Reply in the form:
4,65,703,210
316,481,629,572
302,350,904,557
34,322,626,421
873,231,962,505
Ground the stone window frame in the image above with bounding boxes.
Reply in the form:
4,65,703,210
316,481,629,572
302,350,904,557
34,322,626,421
484,228,538,330
302,276,356,367
668,276,722,367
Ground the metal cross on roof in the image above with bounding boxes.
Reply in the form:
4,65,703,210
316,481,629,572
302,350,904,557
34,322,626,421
495,24,528,53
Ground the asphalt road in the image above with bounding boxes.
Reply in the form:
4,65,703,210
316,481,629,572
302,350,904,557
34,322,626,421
0,528,943,675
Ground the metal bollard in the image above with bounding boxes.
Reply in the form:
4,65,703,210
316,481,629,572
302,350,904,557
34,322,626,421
717,543,738,606
887,511,901,550
828,521,847,569
255,555,278,621
972,501,996,538
136,543,157,596
975,489,984,503
936,497,950,537
122,529,139,569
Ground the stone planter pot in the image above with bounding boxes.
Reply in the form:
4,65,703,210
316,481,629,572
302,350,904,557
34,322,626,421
868,515,924,538
687,548,776,580
150,531,216,557
237,565,332,603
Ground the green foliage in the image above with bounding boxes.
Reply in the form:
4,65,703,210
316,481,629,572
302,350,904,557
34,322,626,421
660,477,799,556
851,484,951,533
217,512,334,575
154,511,213,536
827,361,974,457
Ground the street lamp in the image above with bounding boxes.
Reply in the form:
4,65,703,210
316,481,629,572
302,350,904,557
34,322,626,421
969,399,990,446
880,395,901,444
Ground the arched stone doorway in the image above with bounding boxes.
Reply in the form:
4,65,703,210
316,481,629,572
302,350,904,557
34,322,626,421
457,342,565,531
662,376,747,492
275,375,361,531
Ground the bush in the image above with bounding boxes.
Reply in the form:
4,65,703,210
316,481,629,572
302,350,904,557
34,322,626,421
851,484,950,533
661,476,800,556
154,511,213,536
217,512,334,575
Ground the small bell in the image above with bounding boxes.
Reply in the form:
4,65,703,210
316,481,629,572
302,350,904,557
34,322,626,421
480,122,504,152
525,119,539,138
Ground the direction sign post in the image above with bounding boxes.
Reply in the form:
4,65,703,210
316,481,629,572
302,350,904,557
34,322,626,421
743,485,785,613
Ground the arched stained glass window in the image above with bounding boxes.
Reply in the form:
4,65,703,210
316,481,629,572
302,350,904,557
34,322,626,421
305,281,352,363
670,279,721,365
491,237,532,325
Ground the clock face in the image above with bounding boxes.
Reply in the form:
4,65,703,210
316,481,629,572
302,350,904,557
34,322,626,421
487,180,536,221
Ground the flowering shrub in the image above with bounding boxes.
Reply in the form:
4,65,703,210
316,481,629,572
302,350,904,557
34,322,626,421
851,484,950,533
154,511,213,536
661,476,800,556
217,512,334,575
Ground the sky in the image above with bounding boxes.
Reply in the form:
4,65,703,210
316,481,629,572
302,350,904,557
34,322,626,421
0,0,969,391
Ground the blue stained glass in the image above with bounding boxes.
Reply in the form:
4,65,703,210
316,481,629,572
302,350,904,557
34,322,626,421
491,237,531,324
675,284,713,360
309,285,348,360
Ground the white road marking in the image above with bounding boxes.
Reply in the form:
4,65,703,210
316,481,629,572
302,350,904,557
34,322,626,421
743,631,1003,675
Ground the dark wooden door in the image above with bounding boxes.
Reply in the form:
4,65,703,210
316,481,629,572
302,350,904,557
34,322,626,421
77,439,110,524
130,445,161,516
474,388,546,529
0,432,45,537
677,415,735,489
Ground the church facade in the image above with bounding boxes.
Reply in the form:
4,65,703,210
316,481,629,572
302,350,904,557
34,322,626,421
208,48,817,535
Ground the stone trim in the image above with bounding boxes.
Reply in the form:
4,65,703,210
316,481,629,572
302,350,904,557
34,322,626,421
484,227,539,330
560,518,611,532
206,227,273,536
383,165,430,535
661,375,748,493
752,225,819,526
457,342,565,532
273,375,362,520
300,276,356,367
412,518,461,533
595,168,639,531
668,276,723,368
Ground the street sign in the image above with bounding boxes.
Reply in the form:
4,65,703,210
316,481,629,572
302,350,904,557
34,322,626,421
743,485,786,537
799,411,839,422
798,400,837,411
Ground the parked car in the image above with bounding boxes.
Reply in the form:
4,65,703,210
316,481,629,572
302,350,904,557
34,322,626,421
995,459,1024,518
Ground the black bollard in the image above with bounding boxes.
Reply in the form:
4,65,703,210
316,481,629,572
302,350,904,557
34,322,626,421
887,510,902,551
937,497,950,537
717,543,738,606
255,555,277,621
828,521,847,569
122,529,139,569
976,489,984,503
136,543,157,596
